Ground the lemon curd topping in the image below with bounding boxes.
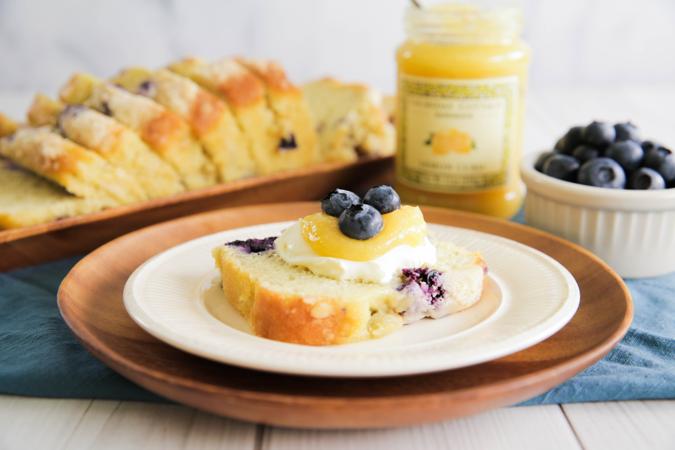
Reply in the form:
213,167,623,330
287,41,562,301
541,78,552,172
299,205,427,262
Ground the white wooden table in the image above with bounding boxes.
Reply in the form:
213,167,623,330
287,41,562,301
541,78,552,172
1,89,673,450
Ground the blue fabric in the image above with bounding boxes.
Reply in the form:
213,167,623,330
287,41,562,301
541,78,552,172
1,225,673,404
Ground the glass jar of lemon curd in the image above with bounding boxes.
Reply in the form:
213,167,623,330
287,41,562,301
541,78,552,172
395,2,530,218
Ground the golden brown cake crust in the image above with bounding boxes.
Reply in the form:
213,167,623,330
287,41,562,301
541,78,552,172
141,111,185,153
251,289,357,346
217,73,265,108
0,113,18,137
190,90,226,135
239,58,297,94
215,245,369,346
2,128,85,177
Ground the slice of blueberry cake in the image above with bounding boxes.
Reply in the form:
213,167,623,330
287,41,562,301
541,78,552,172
212,185,487,345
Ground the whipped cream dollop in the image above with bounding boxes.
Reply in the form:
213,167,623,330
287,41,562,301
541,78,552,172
275,222,437,284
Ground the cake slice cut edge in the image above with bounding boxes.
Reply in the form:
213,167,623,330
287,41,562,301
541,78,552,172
212,237,487,345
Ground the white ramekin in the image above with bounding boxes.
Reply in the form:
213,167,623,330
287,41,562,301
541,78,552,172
521,152,675,278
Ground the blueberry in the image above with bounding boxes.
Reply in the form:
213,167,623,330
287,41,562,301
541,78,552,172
643,145,672,170
58,105,86,136
606,140,644,172
582,121,616,147
363,185,401,214
614,122,640,142
321,189,360,217
534,151,555,172
542,154,580,182
554,126,584,154
656,154,675,186
628,167,666,190
226,236,277,253
398,267,446,305
279,134,297,151
572,145,601,164
137,80,157,98
578,158,626,189
338,204,383,240
642,140,661,153
100,101,112,116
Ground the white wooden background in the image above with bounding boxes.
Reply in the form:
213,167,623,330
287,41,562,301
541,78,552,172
0,87,674,449
1,0,675,94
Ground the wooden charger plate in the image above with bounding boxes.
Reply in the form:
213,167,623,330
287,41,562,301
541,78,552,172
57,203,633,429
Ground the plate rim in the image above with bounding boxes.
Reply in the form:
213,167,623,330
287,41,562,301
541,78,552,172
121,221,581,377
56,202,633,423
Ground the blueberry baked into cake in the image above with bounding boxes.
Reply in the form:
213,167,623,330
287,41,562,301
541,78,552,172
212,185,487,345
0,57,394,229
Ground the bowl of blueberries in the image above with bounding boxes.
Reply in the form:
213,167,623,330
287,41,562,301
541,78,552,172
521,121,675,278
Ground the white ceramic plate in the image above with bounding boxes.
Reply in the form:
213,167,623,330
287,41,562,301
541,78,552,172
123,222,580,377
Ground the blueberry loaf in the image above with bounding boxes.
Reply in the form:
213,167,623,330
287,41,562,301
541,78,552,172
59,73,217,189
27,94,184,198
302,78,395,162
0,56,396,231
112,67,255,182
169,57,318,174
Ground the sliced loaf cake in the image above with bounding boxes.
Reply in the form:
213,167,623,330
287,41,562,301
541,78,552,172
112,67,255,182
59,73,217,189
237,58,318,165
169,57,316,174
27,94,184,198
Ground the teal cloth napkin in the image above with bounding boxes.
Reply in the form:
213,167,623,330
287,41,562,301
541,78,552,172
1,240,674,404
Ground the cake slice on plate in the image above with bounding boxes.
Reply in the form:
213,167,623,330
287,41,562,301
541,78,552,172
59,73,217,189
112,67,255,182
213,185,486,345
27,94,184,198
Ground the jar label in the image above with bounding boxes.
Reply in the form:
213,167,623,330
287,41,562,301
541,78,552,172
397,74,519,192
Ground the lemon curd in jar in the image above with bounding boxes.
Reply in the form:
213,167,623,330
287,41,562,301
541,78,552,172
395,2,530,218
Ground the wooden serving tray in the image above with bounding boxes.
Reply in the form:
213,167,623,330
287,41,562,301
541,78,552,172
57,203,632,429
0,156,393,271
